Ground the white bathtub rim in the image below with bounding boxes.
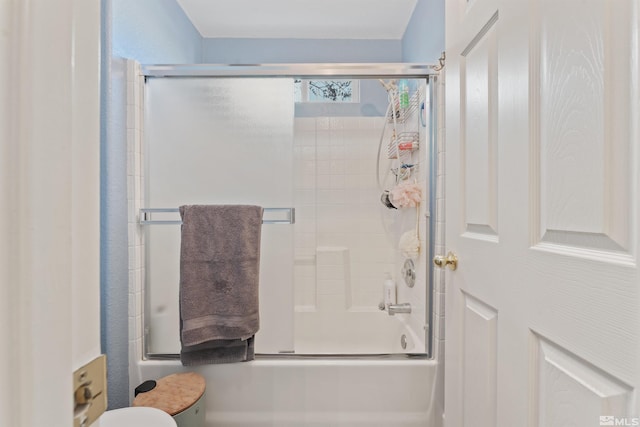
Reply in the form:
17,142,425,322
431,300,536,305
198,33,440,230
137,357,436,368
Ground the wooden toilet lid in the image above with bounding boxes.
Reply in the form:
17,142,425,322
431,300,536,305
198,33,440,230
132,372,205,416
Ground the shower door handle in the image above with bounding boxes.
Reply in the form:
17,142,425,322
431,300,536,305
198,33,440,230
433,251,458,271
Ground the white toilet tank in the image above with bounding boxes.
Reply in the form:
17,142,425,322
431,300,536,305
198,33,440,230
99,407,177,427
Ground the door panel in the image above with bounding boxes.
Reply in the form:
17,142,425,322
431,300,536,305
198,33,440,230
532,335,633,426
532,0,634,256
445,0,640,425
461,13,499,239
461,292,497,427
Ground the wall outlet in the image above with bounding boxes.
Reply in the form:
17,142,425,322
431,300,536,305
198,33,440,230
73,355,107,427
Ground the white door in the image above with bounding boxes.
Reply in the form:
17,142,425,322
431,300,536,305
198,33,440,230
0,1,102,426
445,0,640,426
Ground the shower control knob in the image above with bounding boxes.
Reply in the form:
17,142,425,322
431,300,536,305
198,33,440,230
433,251,458,271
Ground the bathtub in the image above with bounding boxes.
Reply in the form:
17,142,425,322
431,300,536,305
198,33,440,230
295,308,427,354
133,357,438,427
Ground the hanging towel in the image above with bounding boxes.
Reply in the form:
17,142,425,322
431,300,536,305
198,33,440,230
178,204,263,365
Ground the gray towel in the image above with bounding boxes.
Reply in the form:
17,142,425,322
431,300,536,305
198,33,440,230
178,204,263,365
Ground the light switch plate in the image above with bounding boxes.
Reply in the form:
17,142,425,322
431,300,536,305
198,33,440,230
73,354,107,427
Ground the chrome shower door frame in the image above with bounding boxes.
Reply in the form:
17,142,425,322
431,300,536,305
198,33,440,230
140,63,441,359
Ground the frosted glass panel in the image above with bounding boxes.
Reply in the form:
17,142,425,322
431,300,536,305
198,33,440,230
144,78,294,354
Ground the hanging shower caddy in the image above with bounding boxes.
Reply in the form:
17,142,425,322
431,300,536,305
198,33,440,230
376,80,425,208
387,84,422,188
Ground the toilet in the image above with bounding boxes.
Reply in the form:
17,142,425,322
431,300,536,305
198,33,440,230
99,407,177,427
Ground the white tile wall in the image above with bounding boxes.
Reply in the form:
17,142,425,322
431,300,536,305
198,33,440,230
316,247,351,310
434,73,446,354
293,116,396,310
432,72,446,427
293,118,318,308
126,60,145,374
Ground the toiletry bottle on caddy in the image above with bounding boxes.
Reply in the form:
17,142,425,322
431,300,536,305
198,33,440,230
383,273,397,309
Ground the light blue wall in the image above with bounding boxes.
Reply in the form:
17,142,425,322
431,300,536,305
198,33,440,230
202,38,402,118
112,0,202,63
101,54,129,411
202,38,402,63
101,0,203,410
101,0,131,410
402,0,444,63
202,3,447,66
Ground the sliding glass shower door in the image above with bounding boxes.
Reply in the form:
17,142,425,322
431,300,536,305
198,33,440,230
143,77,295,355
141,71,434,357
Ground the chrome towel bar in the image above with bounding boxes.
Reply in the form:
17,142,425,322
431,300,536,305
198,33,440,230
139,207,295,225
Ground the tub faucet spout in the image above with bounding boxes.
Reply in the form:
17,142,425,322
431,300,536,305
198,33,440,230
387,303,412,315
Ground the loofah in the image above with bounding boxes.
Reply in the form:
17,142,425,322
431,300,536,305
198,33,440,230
390,181,422,208
399,231,420,259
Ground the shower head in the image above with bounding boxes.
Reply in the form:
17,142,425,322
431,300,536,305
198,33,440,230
378,79,397,93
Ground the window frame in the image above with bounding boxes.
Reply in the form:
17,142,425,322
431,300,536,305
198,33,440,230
294,79,360,103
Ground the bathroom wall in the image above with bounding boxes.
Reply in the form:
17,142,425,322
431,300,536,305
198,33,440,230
111,0,202,64
202,38,402,63
101,51,131,411
402,0,445,63
102,0,202,409
293,117,395,309
432,71,446,426
200,1,446,65
126,60,146,393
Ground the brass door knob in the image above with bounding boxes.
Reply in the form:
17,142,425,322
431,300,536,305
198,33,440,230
433,251,458,271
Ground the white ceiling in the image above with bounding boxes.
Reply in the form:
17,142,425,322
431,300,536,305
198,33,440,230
176,0,418,40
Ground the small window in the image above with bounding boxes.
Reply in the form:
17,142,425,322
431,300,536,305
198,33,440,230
294,79,360,103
